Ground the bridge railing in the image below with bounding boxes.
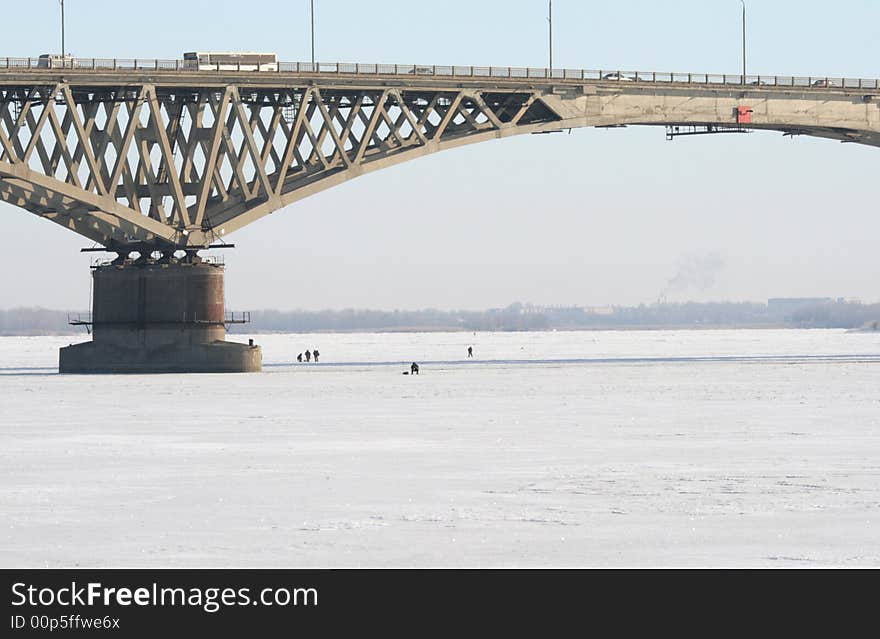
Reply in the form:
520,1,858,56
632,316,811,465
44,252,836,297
1,56,878,90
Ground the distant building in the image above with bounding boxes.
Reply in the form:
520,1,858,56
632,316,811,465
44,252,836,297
584,306,615,316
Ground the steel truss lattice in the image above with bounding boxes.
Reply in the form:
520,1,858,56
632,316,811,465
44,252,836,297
0,83,560,250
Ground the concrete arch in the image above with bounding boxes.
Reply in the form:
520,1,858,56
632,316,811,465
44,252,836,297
1,71,878,251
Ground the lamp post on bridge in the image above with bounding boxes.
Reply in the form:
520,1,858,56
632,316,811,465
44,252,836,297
60,0,65,57
548,0,553,72
310,0,316,67
739,0,747,84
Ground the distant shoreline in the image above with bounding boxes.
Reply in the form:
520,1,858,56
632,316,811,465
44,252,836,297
230,323,794,334
2,300,878,336
3,324,878,338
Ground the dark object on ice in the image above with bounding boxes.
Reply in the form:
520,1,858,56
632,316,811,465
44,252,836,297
305,350,311,362
297,353,303,363
313,349,320,362
410,362,420,375
467,346,473,358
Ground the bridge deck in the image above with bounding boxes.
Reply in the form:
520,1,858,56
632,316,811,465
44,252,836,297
1,58,878,95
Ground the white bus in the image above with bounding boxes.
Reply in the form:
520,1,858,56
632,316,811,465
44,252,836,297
37,53,76,69
183,52,278,71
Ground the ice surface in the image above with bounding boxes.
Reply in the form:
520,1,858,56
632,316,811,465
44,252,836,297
1,329,879,567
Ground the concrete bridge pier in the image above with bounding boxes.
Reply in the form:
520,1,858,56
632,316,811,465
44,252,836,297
59,260,261,374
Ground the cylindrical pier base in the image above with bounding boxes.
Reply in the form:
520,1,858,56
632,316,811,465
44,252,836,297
59,262,261,374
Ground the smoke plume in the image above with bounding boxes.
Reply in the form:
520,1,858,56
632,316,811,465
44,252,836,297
661,252,724,299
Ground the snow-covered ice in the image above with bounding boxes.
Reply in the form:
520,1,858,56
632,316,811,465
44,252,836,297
1,329,879,567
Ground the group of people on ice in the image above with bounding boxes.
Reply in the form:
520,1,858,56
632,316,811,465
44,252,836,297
297,349,320,363
295,345,473,370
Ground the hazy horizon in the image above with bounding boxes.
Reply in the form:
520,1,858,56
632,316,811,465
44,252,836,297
1,1,878,311
0,295,873,314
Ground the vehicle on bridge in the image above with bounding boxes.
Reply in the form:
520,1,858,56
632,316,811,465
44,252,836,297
37,53,76,69
603,72,634,82
183,51,278,71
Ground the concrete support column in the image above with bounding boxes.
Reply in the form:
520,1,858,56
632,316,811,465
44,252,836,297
59,262,261,374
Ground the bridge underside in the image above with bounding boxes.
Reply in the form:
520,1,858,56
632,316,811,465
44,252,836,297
0,76,877,253
0,83,565,252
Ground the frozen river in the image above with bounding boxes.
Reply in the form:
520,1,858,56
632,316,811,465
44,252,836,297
1,329,879,567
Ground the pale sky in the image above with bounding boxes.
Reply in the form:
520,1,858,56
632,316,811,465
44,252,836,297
1,0,878,311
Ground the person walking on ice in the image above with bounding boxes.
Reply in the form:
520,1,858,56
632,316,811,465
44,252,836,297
410,362,419,375
313,349,320,362
467,346,473,358
304,350,311,362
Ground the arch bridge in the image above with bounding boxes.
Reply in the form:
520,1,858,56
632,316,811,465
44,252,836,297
2,59,878,254
2,58,877,373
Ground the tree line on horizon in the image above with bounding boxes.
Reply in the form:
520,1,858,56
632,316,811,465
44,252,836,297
2,300,878,336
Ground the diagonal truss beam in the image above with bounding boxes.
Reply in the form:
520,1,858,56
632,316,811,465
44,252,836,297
0,81,564,250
